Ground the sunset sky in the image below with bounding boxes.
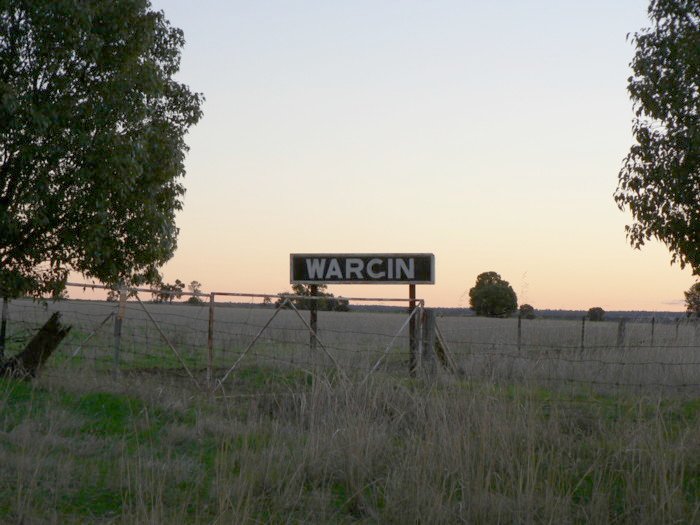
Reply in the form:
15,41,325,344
135,0,694,311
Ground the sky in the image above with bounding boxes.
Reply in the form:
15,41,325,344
134,0,695,311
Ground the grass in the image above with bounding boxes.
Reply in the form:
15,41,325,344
3,299,700,521
7,298,699,391
1,367,699,523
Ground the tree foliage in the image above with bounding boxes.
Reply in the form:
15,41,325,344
0,0,203,299
587,307,605,322
152,278,184,303
468,272,518,317
276,284,350,312
615,0,700,276
685,282,700,317
519,304,536,319
186,280,203,304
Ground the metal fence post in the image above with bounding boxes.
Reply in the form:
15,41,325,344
580,316,586,352
650,316,655,347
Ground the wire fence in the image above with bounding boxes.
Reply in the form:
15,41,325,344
2,283,699,395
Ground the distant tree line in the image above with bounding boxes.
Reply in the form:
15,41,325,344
106,279,205,304
276,284,349,312
466,271,611,322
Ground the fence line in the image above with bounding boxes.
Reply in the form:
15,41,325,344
1,283,698,394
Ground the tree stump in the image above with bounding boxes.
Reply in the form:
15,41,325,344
0,312,71,379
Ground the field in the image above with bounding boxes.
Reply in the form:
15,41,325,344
5,298,700,392
1,298,700,522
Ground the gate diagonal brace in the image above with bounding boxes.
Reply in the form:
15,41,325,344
136,295,201,390
69,311,115,359
216,298,289,391
362,305,421,384
285,299,348,381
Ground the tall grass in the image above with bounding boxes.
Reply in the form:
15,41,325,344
1,368,699,523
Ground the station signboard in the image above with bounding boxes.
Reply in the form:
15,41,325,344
290,253,435,285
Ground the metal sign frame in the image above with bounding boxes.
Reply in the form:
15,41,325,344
290,253,435,285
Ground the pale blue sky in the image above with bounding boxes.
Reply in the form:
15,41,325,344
145,0,693,310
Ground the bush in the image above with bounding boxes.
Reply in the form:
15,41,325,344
685,282,700,318
468,272,518,317
519,304,536,319
587,307,605,322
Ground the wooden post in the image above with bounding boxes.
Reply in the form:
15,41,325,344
580,316,586,352
434,321,459,375
408,284,417,377
0,297,8,360
309,284,318,353
650,316,655,347
517,314,522,351
113,289,127,376
207,293,215,386
421,308,437,378
675,317,680,340
616,318,627,348
0,312,71,379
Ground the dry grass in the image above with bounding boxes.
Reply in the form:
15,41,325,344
1,367,699,523
2,298,699,522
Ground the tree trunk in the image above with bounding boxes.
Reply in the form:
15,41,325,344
0,312,71,379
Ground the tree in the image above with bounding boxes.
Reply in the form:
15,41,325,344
685,282,700,317
186,280,203,304
468,272,518,317
519,304,536,319
614,0,700,276
152,279,184,303
276,284,350,312
105,287,137,302
188,281,202,295
587,307,605,322
0,0,203,301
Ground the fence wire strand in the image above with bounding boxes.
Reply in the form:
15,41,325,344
2,289,699,393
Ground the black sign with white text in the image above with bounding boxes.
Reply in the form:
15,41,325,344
290,254,435,285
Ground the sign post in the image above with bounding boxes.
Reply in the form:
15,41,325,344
290,253,435,375
409,283,417,377
309,284,318,352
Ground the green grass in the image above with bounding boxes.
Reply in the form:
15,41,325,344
0,367,699,523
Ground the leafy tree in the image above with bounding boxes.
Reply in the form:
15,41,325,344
468,272,518,317
587,307,605,322
331,296,350,312
186,280,203,304
614,0,700,276
106,287,136,302
188,281,202,295
0,0,203,300
519,304,536,320
152,279,184,303
685,282,700,317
